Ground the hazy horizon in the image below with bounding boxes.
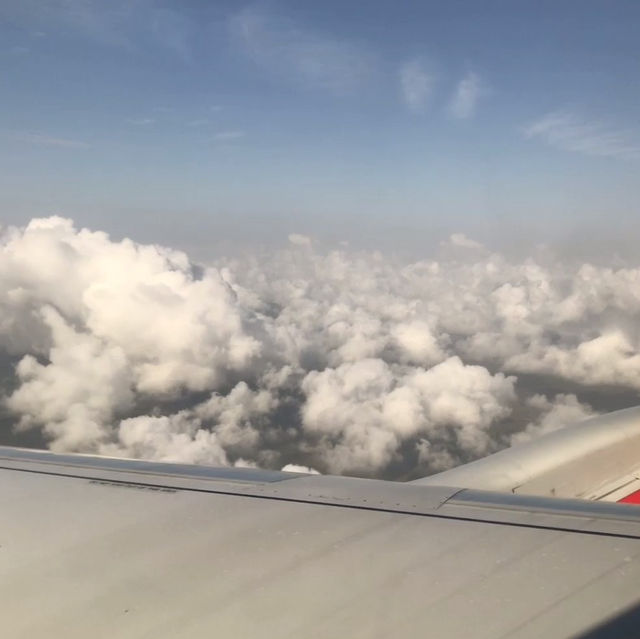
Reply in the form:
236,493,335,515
2,1,639,249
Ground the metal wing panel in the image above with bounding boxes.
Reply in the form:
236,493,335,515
413,407,640,501
2,450,640,638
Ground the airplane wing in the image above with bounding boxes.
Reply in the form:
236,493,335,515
413,407,640,503
3,411,640,638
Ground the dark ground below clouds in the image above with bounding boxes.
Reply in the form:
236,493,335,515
1,346,639,481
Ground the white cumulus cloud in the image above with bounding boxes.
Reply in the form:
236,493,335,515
2,217,640,479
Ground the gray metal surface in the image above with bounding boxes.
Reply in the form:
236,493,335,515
2,447,640,638
413,406,640,499
0,445,301,483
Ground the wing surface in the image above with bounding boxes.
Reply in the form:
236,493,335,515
2,445,640,638
413,407,640,503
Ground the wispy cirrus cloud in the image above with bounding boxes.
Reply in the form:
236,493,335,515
2,0,137,48
149,7,193,61
229,5,375,94
399,59,435,113
448,71,484,119
1,1,194,57
126,117,155,126
213,130,245,141
523,111,640,160
8,46,30,56
11,132,90,149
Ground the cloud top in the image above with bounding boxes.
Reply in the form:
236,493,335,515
4,217,640,479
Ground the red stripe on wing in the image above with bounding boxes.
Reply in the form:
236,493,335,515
618,489,640,504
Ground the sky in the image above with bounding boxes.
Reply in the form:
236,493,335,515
2,2,640,479
1,0,640,255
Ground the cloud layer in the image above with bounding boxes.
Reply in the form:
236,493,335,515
2,218,640,478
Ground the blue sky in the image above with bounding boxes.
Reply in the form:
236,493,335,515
1,0,639,254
